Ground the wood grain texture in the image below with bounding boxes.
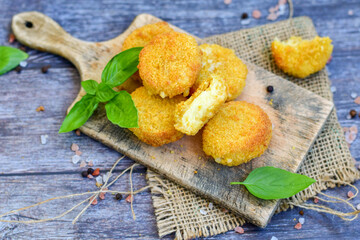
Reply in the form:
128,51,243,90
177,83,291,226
11,12,333,227
0,0,359,239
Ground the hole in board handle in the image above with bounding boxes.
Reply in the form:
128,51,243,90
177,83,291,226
25,21,33,28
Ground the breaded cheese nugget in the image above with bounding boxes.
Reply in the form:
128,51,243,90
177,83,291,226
122,22,173,51
203,101,272,166
174,74,227,135
192,44,248,101
122,22,173,83
138,32,202,98
129,87,185,147
271,36,333,78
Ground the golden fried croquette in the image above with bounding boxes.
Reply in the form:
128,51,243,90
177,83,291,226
138,31,202,98
203,101,272,166
192,44,248,101
122,22,174,51
114,72,142,93
271,36,333,78
122,22,173,82
174,74,227,135
129,87,186,147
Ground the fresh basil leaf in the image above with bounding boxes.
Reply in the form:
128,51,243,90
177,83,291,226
96,82,117,102
231,166,316,200
105,91,138,128
0,46,28,75
81,80,98,95
101,47,143,88
59,94,99,133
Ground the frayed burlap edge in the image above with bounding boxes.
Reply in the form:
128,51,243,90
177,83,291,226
146,16,360,239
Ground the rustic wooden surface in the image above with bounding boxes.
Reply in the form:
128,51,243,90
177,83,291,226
0,0,359,239
10,11,334,228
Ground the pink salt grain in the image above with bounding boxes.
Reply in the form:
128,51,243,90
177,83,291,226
75,150,82,156
71,143,79,151
278,0,287,5
224,0,232,5
75,129,81,136
252,10,262,19
88,160,94,167
99,192,106,200
126,195,133,203
294,222,302,230
90,197,98,205
313,198,319,203
79,160,86,168
347,191,355,198
354,96,360,105
234,226,244,234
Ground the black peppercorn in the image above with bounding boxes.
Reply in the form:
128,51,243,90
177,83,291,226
25,21,33,28
81,171,88,178
14,66,22,73
115,193,123,200
87,168,94,175
241,13,248,19
41,65,51,73
266,85,274,93
350,109,357,118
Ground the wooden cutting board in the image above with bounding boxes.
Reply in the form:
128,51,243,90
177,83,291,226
12,12,334,227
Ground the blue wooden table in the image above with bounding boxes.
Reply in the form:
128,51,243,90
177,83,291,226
0,0,359,239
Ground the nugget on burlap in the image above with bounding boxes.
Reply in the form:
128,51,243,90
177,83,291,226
146,17,359,239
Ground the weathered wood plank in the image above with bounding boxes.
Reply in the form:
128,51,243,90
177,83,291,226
0,0,359,239
10,12,334,227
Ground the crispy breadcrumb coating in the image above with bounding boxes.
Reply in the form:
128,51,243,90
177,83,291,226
129,87,185,147
271,36,333,78
122,22,174,51
203,101,272,166
174,74,227,135
138,32,202,98
192,44,248,101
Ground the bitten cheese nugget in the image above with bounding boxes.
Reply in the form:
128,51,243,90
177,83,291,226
175,74,227,135
192,44,248,101
271,36,333,78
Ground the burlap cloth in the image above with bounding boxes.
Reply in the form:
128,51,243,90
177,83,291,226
146,17,360,239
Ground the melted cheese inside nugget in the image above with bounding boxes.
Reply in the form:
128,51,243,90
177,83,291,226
192,44,248,101
129,87,185,147
122,22,174,51
175,75,227,135
203,101,272,166
271,36,333,78
138,32,202,98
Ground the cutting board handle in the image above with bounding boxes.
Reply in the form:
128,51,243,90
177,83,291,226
12,11,89,67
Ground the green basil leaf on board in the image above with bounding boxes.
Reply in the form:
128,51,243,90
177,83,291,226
230,166,316,200
81,80,98,95
95,82,117,102
101,47,143,88
105,91,138,128
0,46,28,75
59,94,99,133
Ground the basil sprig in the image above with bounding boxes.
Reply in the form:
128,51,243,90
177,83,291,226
0,46,28,75
59,47,142,133
231,166,316,200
